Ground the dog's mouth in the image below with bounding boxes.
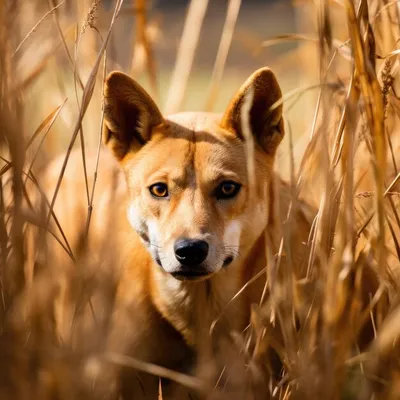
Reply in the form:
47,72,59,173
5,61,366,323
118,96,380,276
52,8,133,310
170,268,212,281
156,253,236,281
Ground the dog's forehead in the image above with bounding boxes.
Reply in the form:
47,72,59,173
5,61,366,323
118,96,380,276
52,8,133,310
124,112,246,184
123,111,250,185
166,111,222,133
164,112,245,167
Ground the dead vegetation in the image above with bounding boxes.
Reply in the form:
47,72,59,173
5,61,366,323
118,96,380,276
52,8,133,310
1,0,400,399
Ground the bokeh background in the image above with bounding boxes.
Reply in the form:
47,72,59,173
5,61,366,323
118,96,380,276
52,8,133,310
20,0,332,177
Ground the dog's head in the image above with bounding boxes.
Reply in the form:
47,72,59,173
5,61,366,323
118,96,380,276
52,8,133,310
103,68,284,281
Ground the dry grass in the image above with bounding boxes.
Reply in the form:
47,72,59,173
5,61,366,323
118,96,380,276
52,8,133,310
2,0,400,398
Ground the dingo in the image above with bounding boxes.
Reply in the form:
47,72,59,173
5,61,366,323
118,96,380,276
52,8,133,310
29,67,387,399
33,68,313,398
99,67,313,398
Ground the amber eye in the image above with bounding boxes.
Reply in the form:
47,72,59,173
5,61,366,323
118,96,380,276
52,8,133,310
149,183,168,198
215,181,241,200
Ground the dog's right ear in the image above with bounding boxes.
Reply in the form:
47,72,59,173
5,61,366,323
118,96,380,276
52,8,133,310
103,71,164,160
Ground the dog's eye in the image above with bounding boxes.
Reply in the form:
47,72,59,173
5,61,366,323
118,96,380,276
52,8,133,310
215,181,241,200
149,183,168,198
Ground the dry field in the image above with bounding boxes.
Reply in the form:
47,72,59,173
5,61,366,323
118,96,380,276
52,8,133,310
1,0,400,399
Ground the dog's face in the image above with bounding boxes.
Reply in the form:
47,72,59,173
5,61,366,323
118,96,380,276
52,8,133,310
103,69,284,281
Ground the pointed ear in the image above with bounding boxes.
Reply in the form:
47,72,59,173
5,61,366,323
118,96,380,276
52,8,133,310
102,71,164,160
220,67,284,155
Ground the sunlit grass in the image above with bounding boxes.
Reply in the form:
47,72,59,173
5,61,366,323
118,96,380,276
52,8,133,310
1,0,400,398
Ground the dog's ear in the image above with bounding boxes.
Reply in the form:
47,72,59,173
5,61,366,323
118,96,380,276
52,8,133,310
220,68,284,155
103,71,164,160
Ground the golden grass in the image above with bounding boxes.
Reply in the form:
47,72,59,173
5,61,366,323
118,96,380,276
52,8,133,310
2,0,400,399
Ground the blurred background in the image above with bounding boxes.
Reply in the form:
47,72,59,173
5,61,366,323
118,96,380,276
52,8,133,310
18,0,335,177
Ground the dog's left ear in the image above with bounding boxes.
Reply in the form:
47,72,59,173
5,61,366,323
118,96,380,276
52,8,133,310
220,67,284,155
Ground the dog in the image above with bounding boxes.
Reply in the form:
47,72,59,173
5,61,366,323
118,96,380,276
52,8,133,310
22,66,392,399
25,67,309,398
96,67,315,398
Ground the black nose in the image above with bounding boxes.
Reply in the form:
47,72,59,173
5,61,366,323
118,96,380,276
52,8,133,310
174,239,209,266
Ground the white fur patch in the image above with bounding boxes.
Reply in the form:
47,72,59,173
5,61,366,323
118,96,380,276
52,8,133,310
147,219,160,244
127,203,151,245
127,203,143,231
223,220,242,248
127,203,160,244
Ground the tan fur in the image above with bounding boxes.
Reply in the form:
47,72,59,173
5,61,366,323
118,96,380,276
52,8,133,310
32,68,315,398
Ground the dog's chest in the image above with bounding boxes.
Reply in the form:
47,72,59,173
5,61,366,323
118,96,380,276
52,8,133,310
153,273,245,349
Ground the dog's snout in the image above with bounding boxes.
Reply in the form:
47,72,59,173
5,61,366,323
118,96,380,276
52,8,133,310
174,239,209,266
